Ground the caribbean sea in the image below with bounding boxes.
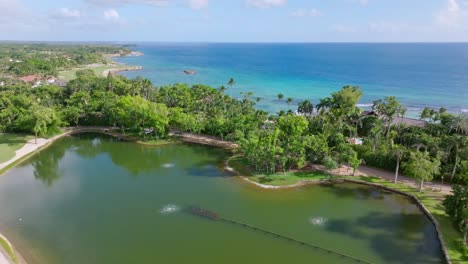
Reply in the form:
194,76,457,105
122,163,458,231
115,43,468,116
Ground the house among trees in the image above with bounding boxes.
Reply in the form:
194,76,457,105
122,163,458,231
362,111,427,128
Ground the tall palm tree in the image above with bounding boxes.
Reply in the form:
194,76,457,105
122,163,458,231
277,93,284,102
446,135,467,182
286,97,293,106
227,78,235,90
219,85,227,115
448,113,468,135
391,145,405,183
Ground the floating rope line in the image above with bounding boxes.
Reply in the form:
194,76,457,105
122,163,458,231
185,206,373,264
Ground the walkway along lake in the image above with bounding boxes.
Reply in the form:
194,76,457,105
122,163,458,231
0,133,445,264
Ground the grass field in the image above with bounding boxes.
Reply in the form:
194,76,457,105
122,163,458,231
0,133,32,163
58,64,128,81
228,156,333,186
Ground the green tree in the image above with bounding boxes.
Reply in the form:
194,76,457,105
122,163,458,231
446,135,468,182
323,156,338,175
443,185,468,246
277,93,284,102
372,96,406,137
403,151,441,192
30,104,59,143
447,113,468,135
391,144,406,183
297,100,314,116
348,151,361,176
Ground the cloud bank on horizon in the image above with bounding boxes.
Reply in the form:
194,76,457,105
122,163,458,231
0,0,467,42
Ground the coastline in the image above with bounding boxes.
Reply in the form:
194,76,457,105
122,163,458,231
102,66,142,77
101,50,144,77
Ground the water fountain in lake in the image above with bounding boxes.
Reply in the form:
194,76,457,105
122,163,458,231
160,204,179,214
162,163,175,168
309,217,327,226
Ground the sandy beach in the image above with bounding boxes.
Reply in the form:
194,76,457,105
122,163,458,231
102,66,142,77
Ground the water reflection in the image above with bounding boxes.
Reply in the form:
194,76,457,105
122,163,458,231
325,211,443,263
32,141,67,186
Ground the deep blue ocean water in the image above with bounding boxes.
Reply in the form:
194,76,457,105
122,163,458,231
115,43,468,116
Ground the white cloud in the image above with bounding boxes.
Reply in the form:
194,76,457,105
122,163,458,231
86,0,169,7
291,8,322,17
49,8,81,20
332,24,356,33
351,0,369,5
369,21,406,33
247,0,286,9
189,0,208,10
104,9,120,20
436,0,468,28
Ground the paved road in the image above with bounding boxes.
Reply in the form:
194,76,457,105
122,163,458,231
0,253,9,264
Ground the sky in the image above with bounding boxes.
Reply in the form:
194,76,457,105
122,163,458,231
0,0,467,42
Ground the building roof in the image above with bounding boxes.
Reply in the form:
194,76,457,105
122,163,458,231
391,117,427,128
361,110,427,128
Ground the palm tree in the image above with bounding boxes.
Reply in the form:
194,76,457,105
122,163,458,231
277,93,284,102
219,85,227,115
286,97,293,106
391,145,405,183
448,113,468,135
298,100,313,116
446,135,467,182
227,78,235,90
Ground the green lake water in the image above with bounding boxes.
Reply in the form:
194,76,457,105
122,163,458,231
0,133,444,264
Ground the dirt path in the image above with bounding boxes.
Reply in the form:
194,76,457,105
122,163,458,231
358,165,453,194
171,132,238,149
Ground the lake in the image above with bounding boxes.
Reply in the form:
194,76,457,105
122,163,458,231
0,133,444,263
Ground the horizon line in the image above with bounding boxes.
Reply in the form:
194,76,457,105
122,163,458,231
0,40,468,45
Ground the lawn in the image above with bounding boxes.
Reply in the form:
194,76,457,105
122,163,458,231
58,64,128,81
0,133,32,163
228,156,331,186
249,171,332,186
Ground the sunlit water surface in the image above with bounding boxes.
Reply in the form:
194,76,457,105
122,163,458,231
0,134,444,264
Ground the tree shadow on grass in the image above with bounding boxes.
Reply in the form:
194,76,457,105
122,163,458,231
320,183,387,200
258,176,274,184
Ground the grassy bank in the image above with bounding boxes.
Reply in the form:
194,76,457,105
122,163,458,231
228,156,332,186
0,236,17,263
0,134,33,163
229,156,466,262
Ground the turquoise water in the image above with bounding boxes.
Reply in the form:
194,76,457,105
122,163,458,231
0,134,444,263
116,43,468,116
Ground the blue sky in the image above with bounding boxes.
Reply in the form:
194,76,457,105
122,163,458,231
0,0,467,42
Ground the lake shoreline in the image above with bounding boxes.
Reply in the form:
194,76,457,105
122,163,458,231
0,129,455,264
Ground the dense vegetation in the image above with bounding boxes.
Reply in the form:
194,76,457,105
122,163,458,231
0,44,130,77
0,45,467,252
